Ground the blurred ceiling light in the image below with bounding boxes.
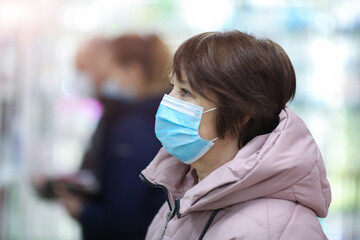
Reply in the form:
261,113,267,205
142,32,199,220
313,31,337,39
333,1,360,31
180,0,233,31
314,12,336,34
248,0,287,7
62,5,101,31
309,37,348,108
0,2,27,30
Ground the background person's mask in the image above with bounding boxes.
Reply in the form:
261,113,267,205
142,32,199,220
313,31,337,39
100,77,136,102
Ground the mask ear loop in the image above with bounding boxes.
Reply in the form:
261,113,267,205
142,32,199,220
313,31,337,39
203,107,217,113
203,107,218,142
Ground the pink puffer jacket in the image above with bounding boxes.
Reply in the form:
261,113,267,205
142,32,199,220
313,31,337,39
140,107,331,240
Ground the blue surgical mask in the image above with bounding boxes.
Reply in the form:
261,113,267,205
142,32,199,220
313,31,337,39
101,78,136,102
155,94,218,164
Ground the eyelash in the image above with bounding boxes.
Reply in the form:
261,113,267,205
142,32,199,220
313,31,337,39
169,83,191,97
180,88,190,97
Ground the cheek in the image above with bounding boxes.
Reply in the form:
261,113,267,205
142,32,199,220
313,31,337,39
198,114,217,140
168,88,178,98
116,72,133,89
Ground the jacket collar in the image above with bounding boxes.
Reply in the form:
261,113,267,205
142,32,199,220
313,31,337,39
141,106,331,218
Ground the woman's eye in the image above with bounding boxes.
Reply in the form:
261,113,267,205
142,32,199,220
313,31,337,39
180,88,191,97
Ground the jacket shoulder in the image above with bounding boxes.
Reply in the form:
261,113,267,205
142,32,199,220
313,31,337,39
146,198,328,240
206,198,327,240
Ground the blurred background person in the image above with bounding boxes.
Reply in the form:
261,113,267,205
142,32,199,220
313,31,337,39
34,34,171,240
58,34,171,240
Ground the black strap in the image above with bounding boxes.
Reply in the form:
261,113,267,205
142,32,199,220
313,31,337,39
198,209,219,240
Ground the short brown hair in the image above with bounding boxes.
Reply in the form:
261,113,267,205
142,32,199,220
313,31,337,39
172,31,296,148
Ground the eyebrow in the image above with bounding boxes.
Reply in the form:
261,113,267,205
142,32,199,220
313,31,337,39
176,76,187,84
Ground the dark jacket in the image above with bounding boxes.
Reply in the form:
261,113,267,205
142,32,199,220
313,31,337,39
79,96,164,240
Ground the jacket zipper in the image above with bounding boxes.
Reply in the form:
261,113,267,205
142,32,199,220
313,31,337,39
140,173,218,240
161,210,172,240
140,173,180,239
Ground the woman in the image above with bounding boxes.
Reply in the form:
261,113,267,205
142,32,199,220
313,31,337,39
140,31,331,239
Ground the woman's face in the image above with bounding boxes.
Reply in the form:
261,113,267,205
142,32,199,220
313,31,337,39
169,75,218,141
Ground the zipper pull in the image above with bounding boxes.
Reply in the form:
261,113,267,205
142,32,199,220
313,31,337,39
161,198,180,240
